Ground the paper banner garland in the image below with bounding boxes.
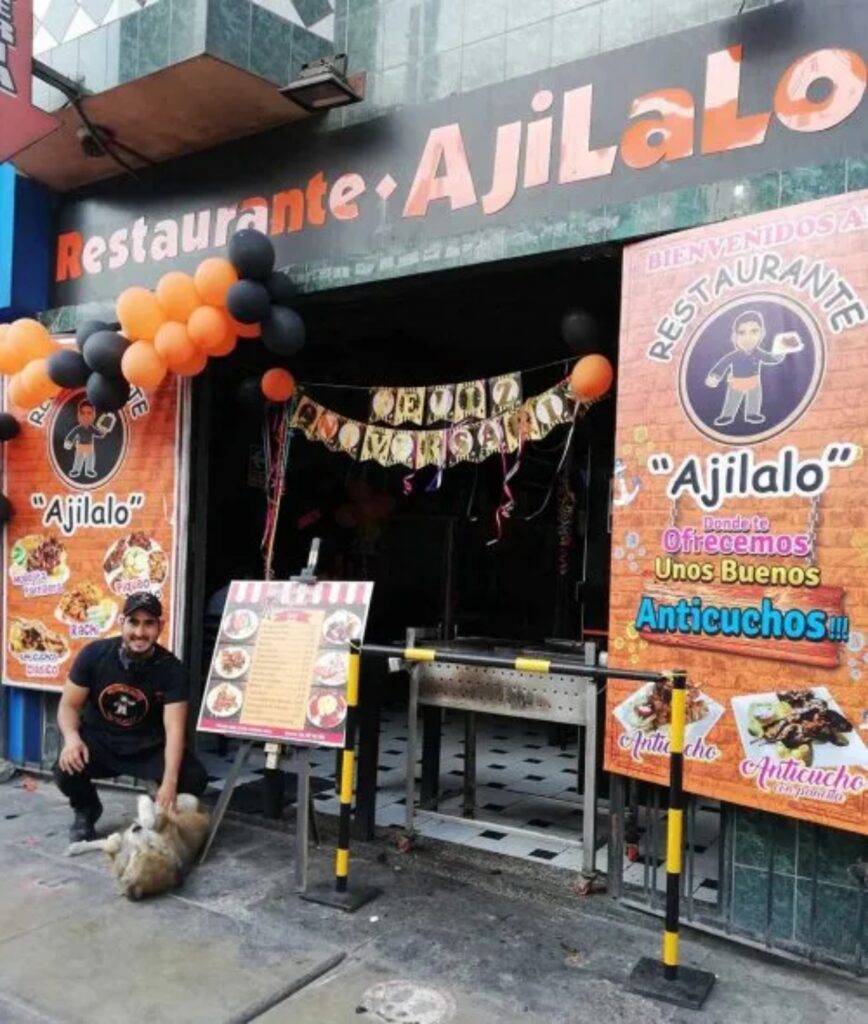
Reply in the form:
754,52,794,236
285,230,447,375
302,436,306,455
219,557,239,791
369,372,525,426
490,373,522,415
426,384,455,425
455,379,487,422
395,387,426,426
370,387,396,424
294,383,577,471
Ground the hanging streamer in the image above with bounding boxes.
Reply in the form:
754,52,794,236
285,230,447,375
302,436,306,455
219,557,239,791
261,398,295,579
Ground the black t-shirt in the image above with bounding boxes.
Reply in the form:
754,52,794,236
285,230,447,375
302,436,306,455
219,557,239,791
70,637,189,756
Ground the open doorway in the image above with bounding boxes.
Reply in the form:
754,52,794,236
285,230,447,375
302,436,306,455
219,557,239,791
195,244,622,869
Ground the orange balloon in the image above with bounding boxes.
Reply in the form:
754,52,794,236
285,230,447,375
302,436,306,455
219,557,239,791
21,358,61,404
154,321,196,369
228,315,261,339
117,287,165,342
209,330,238,358
194,258,238,307
188,305,229,352
7,372,38,410
155,272,201,322
569,354,614,401
261,368,296,403
173,349,208,377
8,319,55,363
0,339,25,375
122,341,168,391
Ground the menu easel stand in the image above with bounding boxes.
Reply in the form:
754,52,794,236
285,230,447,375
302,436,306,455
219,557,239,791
199,541,324,892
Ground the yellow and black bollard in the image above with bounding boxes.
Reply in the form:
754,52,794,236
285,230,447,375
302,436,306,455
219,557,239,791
302,639,380,912
627,671,716,1009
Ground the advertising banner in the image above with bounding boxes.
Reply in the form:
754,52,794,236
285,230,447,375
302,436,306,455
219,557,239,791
51,0,868,308
3,369,185,689
197,579,374,749
606,189,868,834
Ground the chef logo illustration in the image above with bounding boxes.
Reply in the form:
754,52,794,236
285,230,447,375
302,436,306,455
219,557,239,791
679,296,824,445
48,390,128,490
99,683,149,727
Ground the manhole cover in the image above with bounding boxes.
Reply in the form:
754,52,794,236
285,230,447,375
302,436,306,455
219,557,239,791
358,980,457,1023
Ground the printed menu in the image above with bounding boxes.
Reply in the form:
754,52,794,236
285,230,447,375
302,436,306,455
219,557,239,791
606,190,868,836
197,579,374,748
2,370,184,689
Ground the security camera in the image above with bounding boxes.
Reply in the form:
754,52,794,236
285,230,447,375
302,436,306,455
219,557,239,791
76,124,114,158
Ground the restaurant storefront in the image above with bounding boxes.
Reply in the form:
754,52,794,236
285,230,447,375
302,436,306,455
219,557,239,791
3,0,868,973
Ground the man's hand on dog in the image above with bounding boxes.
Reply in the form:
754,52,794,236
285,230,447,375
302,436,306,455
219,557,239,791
156,779,177,811
59,735,89,774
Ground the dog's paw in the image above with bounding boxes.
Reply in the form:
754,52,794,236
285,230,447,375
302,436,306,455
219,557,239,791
65,841,88,856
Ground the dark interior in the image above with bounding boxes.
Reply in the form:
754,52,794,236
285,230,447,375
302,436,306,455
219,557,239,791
198,244,622,657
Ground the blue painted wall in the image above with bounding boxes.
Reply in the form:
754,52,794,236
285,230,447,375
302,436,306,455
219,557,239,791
0,163,54,762
0,164,53,322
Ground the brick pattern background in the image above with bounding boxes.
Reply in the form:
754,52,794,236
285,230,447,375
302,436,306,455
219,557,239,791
2,377,182,691
606,188,868,835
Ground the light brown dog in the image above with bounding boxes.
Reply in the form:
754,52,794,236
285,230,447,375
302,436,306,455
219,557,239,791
66,793,210,900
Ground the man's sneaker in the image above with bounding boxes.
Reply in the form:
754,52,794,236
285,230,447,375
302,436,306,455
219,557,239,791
69,799,103,842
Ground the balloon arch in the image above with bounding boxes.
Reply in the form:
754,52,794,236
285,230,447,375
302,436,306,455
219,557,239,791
0,229,615,522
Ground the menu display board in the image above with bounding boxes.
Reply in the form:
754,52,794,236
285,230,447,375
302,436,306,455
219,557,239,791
197,579,374,748
2,373,185,689
606,190,868,835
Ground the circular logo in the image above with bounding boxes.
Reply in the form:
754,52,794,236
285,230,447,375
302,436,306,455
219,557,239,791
98,683,149,728
678,295,825,445
47,390,129,490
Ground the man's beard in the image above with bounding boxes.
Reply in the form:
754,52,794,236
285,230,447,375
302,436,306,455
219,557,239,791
122,641,155,662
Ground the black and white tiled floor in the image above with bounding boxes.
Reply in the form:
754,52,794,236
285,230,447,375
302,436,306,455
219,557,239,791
620,803,723,906
198,708,721,895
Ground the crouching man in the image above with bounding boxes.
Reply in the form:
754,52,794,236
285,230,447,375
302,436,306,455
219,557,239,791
54,591,208,841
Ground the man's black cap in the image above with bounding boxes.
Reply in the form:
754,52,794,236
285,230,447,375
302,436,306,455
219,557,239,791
122,592,163,618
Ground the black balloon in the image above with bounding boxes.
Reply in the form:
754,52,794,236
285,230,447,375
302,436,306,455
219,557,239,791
265,272,297,306
228,229,275,281
86,372,130,412
0,493,12,524
227,280,272,325
237,376,266,412
0,413,20,442
82,330,129,377
561,310,599,354
262,306,306,357
75,319,109,354
47,349,91,390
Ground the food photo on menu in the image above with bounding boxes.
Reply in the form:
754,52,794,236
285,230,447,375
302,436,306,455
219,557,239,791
312,650,349,686
9,533,69,586
732,687,868,768
214,645,251,681
55,581,118,634
613,674,724,743
205,680,245,721
307,690,348,731
321,608,363,646
221,606,260,643
8,617,70,662
103,532,169,595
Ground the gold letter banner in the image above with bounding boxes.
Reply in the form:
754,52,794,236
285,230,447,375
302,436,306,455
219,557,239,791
298,384,578,469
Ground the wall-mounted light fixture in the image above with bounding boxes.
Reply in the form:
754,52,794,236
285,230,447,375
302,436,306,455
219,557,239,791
280,54,364,112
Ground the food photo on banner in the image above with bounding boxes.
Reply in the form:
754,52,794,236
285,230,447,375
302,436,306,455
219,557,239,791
606,189,868,836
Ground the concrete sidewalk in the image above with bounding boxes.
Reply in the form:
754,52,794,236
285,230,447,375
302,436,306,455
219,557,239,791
1,774,866,1023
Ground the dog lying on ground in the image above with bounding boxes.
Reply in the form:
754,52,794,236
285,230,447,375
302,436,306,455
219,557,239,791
66,793,210,900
